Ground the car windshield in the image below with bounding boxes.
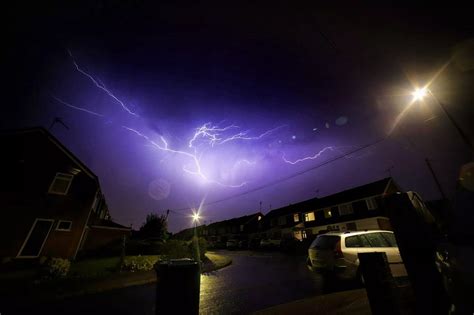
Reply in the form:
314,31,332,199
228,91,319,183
310,235,340,249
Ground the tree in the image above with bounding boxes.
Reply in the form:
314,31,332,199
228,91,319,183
139,213,168,240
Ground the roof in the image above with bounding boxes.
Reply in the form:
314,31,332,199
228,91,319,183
264,198,319,219
206,212,262,229
90,219,131,230
265,177,394,218
1,127,98,180
314,177,393,209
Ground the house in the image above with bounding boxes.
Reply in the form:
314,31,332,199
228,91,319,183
172,224,207,241
258,198,319,242
301,177,400,237
203,212,263,244
261,177,401,241
0,127,130,261
173,212,264,245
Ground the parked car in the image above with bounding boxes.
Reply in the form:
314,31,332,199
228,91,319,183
260,238,281,249
226,239,238,250
307,230,407,281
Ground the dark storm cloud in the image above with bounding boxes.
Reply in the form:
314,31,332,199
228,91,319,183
4,2,474,231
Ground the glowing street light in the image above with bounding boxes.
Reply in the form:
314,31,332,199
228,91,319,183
191,210,202,265
412,87,427,101
192,212,201,223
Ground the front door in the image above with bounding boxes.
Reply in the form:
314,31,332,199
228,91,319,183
18,219,54,258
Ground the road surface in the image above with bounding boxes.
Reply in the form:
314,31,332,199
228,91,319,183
4,250,356,314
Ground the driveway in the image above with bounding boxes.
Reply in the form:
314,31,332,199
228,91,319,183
3,250,355,314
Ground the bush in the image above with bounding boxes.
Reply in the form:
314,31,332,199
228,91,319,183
159,240,192,259
188,237,207,260
40,257,70,279
125,239,162,256
122,255,160,272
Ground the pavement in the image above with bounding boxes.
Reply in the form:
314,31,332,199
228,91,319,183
253,288,370,315
0,252,231,304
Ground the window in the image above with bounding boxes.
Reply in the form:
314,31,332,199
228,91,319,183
48,173,73,195
338,203,354,215
293,213,300,222
310,235,340,249
257,215,262,221
304,212,315,222
345,235,361,247
56,220,72,231
380,232,398,247
278,216,287,225
366,198,378,210
302,230,307,239
240,225,244,232
353,200,368,212
364,232,391,247
323,208,332,218
345,235,371,247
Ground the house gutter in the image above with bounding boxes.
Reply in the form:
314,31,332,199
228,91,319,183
89,225,131,232
73,188,99,260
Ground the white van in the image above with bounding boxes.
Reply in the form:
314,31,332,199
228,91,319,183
307,230,407,281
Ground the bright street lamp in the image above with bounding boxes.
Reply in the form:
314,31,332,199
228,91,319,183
412,87,473,152
191,210,201,265
412,87,427,101
192,212,201,223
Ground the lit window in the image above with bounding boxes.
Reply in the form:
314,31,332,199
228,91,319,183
56,220,72,231
48,173,73,195
304,212,315,222
366,198,378,210
323,208,332,218
293,213,300,222
302,230,307,239
257,215,262,221
338,203,354,215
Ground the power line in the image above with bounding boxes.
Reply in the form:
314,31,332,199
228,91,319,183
171,137,386,213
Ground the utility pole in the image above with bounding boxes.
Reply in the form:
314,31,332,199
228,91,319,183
259,201,262,212
425,158,447,201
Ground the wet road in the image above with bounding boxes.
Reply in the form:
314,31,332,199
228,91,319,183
5,251,336,315
200,250,324,314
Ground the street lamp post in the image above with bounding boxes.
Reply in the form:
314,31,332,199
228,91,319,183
192,212,201,267
413,88,474,152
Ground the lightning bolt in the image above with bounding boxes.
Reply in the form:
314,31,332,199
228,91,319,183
57,51,292,188
283,144,373,165
67,50,139,117
121,126,248,188
188,123,286,148
52,95,105,117
283,146,336,164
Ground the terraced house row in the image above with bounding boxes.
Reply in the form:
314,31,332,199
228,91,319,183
178,177,401,245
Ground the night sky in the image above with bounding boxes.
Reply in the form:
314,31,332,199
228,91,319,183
5,3,474,232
